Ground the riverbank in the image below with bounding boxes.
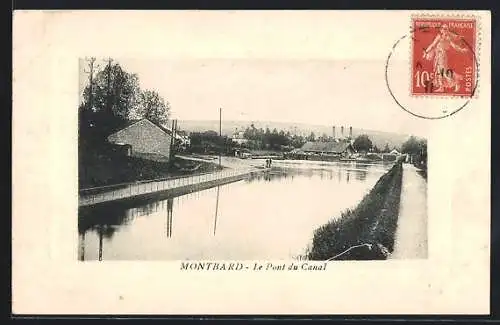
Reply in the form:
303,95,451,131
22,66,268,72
79,167,259,208
307,160,403,260
79,154,223,189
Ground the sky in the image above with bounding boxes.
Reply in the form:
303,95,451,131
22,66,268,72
80,58,426,136
73,11,452,137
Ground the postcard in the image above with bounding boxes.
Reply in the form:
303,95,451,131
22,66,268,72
12,10,491,314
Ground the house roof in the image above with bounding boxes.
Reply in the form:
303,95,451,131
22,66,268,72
108,118,172,137
301,141,354,153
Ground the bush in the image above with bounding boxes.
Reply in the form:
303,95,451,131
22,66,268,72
366,153,382,160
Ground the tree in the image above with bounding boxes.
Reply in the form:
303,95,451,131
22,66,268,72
402,136,427,168
306,132,316,142
290,135,305,148
353,134,373,152
189,131,234,154
243,127,252,140
383,143,390,153
137,89,170,125
91,61,141,120
83,57,97,111
318,133,329,142
401,136,422,154
79,60,141,141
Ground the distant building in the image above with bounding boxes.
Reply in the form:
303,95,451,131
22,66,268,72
172,130,191,148
231,129,249,145
233,148,252,158
300,140,356,158
389,149,401,155
107,118,173,161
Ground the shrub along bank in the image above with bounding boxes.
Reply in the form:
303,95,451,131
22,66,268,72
307,159,404,260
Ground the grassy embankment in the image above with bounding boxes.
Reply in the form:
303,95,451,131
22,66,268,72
79,153,223,189
307,159,404,260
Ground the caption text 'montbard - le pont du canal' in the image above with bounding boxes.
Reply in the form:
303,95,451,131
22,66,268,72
180,261,328,271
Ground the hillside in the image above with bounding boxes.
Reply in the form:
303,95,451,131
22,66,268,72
176,120,415,150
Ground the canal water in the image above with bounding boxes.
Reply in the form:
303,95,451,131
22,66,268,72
78,161,392,261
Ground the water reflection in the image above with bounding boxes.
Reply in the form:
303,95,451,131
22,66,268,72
78,232,85,261
213,186,220,235
166,198,173,238
356,169,367,181
78,162,390,260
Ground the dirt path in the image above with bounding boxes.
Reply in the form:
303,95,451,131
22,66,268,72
390,163,428,259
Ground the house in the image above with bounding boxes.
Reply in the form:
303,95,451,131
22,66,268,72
233,148,252,158
231,129,249,145
284,148,308,160
389,149,401,155
107,118,173,161
172,130,191,149
300,140,356,158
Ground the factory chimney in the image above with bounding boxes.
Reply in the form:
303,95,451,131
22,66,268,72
349,126,353,139
341,126,344,138
332,126,336,139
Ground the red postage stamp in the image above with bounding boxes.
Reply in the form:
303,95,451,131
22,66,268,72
411,17,477,97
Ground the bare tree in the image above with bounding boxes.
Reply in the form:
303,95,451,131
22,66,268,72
83,57,97,111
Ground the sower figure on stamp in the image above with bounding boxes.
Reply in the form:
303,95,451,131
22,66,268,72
423,24,469,93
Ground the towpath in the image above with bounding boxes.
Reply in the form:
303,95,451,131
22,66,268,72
390,163,428,259
79,155,267,207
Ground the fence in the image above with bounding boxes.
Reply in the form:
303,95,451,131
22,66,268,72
79,168,254,207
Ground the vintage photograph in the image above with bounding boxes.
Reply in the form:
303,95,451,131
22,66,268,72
78,58,428,261
13,10,490,315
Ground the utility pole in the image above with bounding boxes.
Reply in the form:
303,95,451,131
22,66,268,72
173,119,178,158
169,119,176,163
219,107,222,167
174,119,178,141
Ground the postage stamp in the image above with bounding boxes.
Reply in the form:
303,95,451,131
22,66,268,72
411,17,477,97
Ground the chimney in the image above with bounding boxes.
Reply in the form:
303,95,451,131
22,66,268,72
341,126,344,138
332,126,336,139
349,126,353,138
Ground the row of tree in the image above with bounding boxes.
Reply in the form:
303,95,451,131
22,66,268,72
239,124,407,153
242,124,295,150
236,124,428,158
189,131,234,155
240,124,343,150
79,57,171,150
353,134,427,156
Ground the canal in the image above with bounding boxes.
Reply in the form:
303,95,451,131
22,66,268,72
78,160,392,261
